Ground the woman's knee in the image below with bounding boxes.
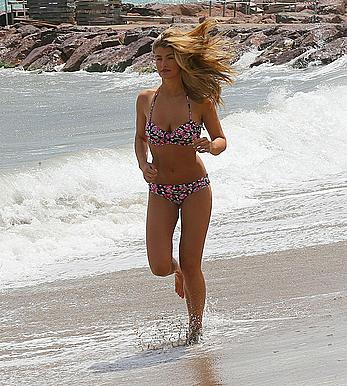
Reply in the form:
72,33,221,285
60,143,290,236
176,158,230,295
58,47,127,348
180,260,202,278
149,261,173,277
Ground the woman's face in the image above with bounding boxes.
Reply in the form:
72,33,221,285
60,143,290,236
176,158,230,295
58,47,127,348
154,46,181,79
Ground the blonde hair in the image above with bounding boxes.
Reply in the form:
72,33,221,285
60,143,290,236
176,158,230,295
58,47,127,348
153,19,236,106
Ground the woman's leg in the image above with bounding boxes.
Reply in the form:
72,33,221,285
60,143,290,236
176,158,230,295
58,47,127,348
146,192,185,297
179,185,212,337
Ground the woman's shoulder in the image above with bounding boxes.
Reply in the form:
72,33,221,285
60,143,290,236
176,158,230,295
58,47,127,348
137,88,156,102
193,97,215,114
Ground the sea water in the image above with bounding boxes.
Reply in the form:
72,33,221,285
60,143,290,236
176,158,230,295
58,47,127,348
1,51,347,290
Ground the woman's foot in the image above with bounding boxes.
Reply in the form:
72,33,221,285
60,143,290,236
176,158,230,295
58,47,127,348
175,270,185,299
186,326,203,345
186,315,202,345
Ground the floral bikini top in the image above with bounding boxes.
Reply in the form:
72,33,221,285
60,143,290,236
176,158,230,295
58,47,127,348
145,89,203,146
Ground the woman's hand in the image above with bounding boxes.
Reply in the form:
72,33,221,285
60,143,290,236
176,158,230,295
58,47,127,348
141,162,158,183
193,137,212,153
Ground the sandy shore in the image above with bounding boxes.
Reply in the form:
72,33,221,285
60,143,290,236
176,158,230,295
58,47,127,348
1,241,346,385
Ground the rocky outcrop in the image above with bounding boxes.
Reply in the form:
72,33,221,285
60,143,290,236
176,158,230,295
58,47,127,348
249,24,346,67
0,17,346,72
292,36,347,67
63,34,120,71
80,36,154,72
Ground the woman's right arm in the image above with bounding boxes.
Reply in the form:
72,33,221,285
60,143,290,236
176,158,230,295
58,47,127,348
134,92,158,182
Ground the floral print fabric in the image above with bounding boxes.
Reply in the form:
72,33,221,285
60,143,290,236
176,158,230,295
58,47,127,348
145,120,203,146
148,175,210,206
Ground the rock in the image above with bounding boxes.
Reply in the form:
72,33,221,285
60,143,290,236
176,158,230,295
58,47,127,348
292,36,347,68
239,31,269,50
146,28,162,39
17,24,40,37
260,14,277,23
294,25,343,48
179,4,205,16
148,3,204,17
39,29,60,46
20,43,59,69
276,12,313,23
0,33,42,66
101,36,121,49
123,29,142,45
0,32,23,49
258,35,278,50
80,47,120,72
81,36,154,72
319,14,346,22
59,33,88,60
131,52,155,73
317,0,345,14
121,3,134,13
63,34,115,72
250,36,298,66
130,6,161,16
271,47,308,65
27,48,64,72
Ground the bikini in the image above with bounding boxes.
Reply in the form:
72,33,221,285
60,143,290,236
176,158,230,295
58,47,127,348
145,88,210,206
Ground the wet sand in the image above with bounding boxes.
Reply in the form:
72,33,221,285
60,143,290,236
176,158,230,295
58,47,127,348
1,241,346,385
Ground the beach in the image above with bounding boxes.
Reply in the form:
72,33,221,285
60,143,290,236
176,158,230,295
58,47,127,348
1,241,346,385
1,14,347,384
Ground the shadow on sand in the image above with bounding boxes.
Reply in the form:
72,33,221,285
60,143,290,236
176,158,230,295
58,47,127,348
89,346,188,373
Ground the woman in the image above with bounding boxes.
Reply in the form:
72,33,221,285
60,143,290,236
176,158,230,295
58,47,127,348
134,20,235,344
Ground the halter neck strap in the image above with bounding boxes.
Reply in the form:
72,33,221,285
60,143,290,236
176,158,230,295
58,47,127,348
148,88,191,122
148,88,160,122
186,95,192,121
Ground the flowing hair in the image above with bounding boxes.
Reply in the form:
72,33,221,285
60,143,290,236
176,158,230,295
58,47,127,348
152,19,236,106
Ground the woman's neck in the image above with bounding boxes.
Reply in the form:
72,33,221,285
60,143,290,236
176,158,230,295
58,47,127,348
160,78,185,97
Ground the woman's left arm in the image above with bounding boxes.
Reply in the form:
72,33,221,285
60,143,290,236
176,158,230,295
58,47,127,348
192,99,227,156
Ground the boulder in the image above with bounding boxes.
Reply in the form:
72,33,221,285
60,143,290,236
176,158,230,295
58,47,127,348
0,33,42,66
63,34,119,72
317,0,345,14
292,36,347,68
17,24,40,37
81,36,155,72
130,6,161,16
59,33,88,60
131,52,155,73
250,36,297,66
0,32,23,49
27,49,64,72
179,4,205,16
293,25,343,48
239,31,269,50
20,43,59,69
123,29,143,45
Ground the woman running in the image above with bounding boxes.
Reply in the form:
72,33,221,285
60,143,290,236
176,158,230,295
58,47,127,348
134,19,235,344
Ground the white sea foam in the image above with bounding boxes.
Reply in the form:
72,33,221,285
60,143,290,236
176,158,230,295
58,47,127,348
1,56,346,289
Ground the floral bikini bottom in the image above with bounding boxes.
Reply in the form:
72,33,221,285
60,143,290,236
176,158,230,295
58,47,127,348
148,175,210,206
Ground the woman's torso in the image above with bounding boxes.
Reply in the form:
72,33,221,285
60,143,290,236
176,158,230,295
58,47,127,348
145,88,207,184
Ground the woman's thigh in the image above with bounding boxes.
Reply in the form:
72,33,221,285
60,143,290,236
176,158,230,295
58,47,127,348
146,192,179,275
179,185,212,270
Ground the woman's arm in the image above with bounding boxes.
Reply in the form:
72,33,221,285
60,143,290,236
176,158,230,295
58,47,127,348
193,99,227,156
134,91,158,182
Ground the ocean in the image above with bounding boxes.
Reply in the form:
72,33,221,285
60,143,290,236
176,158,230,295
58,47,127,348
1,51,347,291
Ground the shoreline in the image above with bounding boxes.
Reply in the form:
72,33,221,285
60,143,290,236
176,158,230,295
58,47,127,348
2,241,347,385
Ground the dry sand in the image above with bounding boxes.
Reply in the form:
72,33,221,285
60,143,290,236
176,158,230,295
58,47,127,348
1,241,346,385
